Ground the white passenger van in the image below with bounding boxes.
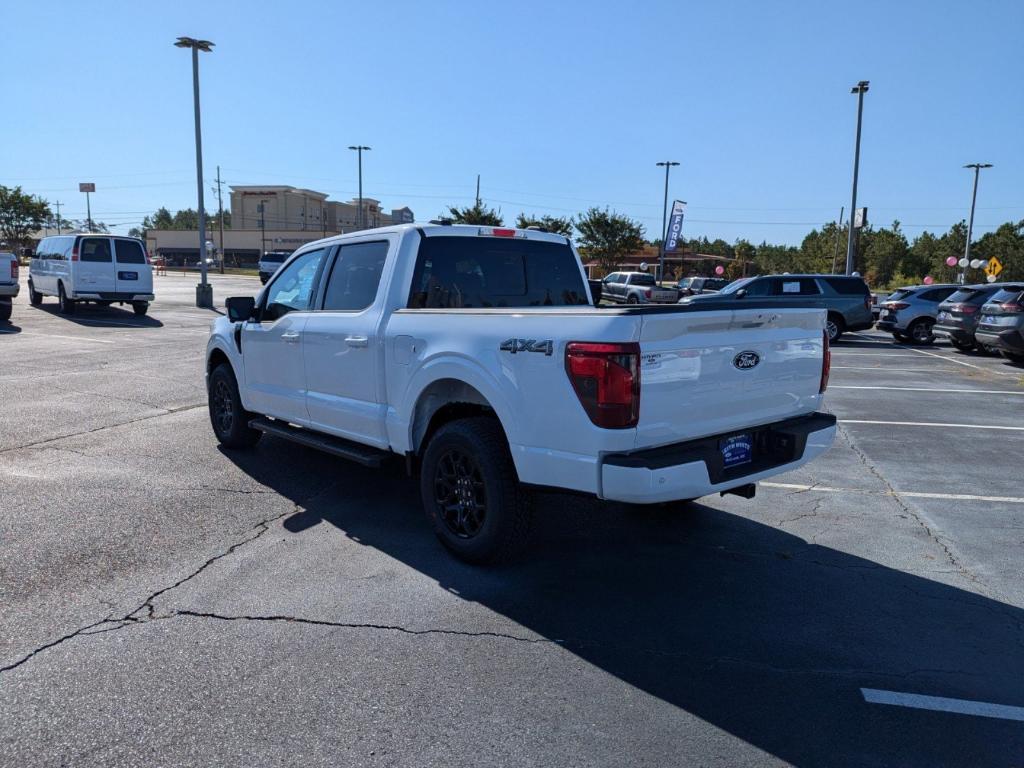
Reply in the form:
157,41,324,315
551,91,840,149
29,235,155,315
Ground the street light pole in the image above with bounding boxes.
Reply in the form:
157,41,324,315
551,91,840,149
656,161,679,283
348,145,371,229
962,163,992,285
845,80,869,276
175,36,214,308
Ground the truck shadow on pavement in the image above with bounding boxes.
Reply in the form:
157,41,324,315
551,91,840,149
33,303,164,328
227,442,1024,767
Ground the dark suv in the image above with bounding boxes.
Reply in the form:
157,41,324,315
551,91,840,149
975,285,1024,364
932,284,1006,352
675,276,729,298
686,274,873,342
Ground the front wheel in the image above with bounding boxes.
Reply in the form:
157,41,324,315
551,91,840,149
208,363,262,448
28,280,42,306
420,417,533,565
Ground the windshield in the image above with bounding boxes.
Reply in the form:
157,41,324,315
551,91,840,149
945,288,986,304
886,289,913,301
718,277,754,294
988,287,1024,303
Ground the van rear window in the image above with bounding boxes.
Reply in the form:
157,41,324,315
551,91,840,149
80,238,112,263
115,240,146,264
408,235,588,309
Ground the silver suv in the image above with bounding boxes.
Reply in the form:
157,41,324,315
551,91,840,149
876,284,959,344
258,251,290,284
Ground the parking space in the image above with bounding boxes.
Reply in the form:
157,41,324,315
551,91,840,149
2,283,1023,767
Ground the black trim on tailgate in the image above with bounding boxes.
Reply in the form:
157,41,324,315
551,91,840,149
604,412,837,484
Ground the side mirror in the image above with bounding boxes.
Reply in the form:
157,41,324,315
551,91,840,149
735,288,747,299
226,295,257,322
588,279,603,305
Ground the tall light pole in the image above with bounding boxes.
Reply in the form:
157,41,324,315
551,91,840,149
175,36,214,308
348,145,371,230
845,80,869,276
962,163,992,284
656,161,679,283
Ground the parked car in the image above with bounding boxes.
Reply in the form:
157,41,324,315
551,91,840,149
684,273,873,342
28,235,154,315
675,276,729,298
258,251,290,284
875,284,958,344
600,271,678,304
0,251,19,322
975,285,1024,364
870,293,884,321
932,284,1008,352
206,224,836,564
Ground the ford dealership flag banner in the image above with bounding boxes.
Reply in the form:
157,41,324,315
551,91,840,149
665,200,687,252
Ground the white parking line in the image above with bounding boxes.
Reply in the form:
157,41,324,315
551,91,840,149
861,688,1024,722
842,419,1024,431
831,352,927,358
832,385,1024,395
849,332,1022,377
761,482,1024,504
831,367,956,372
17,332,115,344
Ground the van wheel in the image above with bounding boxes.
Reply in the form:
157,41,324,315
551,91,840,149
0,299,11,322
420,417,533,565
132,301,149,316
825,314,845,343
58,283,75,315
208,363,262,448
908,318,934,345
28,280,42,306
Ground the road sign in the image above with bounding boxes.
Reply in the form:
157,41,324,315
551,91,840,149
78,182,95,193
985,256,1003,278
854,207,868,228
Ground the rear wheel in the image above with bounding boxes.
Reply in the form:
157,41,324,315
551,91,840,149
58,283,75,315
908,318,934,345
420,417,533,565
132,301,149,316
950,338,974,352
207,363,262,448
626,295,639,305
892,332,909,342
28,280,42,306
0,299,11,322
1000,350,1024,365
825,314,845,343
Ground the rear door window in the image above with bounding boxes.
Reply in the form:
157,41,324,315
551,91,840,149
922,288,957,302
321,241,389,311
114,239,147,264
823,277,869,295
79,238,112,263
408,236,588,308
629,273,656,286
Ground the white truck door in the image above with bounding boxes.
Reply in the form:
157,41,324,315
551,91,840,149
75,237,117,294
303,239,391,447
112,238,153,297
241,247,327,423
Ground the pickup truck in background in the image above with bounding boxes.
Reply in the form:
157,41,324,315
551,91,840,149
601,271,679,304
0,251,19,322
206,224,836,563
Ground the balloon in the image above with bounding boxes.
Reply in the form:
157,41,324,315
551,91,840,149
639,261,648,271
987,274,997,283
715,265,725,276
923,276,934,285
958,257,969,268
970,259,983,269
946,256,958,267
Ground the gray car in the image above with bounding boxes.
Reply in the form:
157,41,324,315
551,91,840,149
875,284,959,344
685,274,873,342
600,271,678,304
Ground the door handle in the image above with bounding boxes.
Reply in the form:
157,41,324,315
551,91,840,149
345,335,369,348
281,331,301,343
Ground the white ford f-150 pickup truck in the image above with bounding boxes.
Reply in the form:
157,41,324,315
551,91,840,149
0,251,19,322
206,223,836,563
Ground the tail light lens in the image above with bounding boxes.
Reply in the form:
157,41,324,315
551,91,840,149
887,302,910,311
1002,303,1023,313
565,342,641,429
864,296,872,311
644,288,652,299
820,330,831,394
10,259,17,279
960,304,979,315
71,242,79,261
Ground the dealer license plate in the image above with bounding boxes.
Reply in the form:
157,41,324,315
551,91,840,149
721,433,753,468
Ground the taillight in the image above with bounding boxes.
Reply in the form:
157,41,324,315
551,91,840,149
864,296,871,311
478,227,520,238
565,342,641,429
888,302,910,311
71,242,79,261
960,305,979,315
644,288,652,299
820,330,831,394
10,260,17,279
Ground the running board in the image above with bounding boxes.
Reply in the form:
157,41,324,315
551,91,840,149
248,417,386,468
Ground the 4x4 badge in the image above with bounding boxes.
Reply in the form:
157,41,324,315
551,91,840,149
500,338,553,356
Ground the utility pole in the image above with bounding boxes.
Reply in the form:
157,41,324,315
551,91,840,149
85,191,93,233
831,206,844,274
54,201,63,235
961,163,992,285
348,145,371,229
656,161,680,283
259,199,268,257
476,174,481,207
215,165,225,274
845,80,869,276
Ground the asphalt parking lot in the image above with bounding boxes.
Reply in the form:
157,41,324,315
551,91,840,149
2,274,1024,767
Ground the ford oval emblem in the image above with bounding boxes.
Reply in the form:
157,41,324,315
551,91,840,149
733,351,760,370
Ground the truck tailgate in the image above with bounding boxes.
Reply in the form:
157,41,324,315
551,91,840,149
636,306,825,448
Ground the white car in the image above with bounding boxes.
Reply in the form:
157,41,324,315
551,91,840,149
0,251,19,322
29,235,155,315
205,224,836,563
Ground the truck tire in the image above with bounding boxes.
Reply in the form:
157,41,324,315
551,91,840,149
58,283,75,315
420,417,533,564
626,295,639,305
208,363,262,448
908,318,934,345
825,313,845,343
0,299,11,322
28,280,42,306
132,301,149,316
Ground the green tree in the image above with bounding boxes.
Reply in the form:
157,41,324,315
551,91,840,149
862,221,909,287
973,220,1024,281
0,185,51,249
514,213,573,237
445,201,503,225
574,207,646,273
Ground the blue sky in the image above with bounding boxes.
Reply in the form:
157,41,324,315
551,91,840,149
2,0,1021,245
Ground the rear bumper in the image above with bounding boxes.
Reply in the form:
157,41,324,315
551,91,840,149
73,291,154,302
976,328,1024,354
875,319,902,333
0,284,19,298
846,320,874,332
599,412,837,504
932,323,974,343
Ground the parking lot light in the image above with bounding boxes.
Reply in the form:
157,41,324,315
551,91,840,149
962,163,993,285
845,81,869,276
